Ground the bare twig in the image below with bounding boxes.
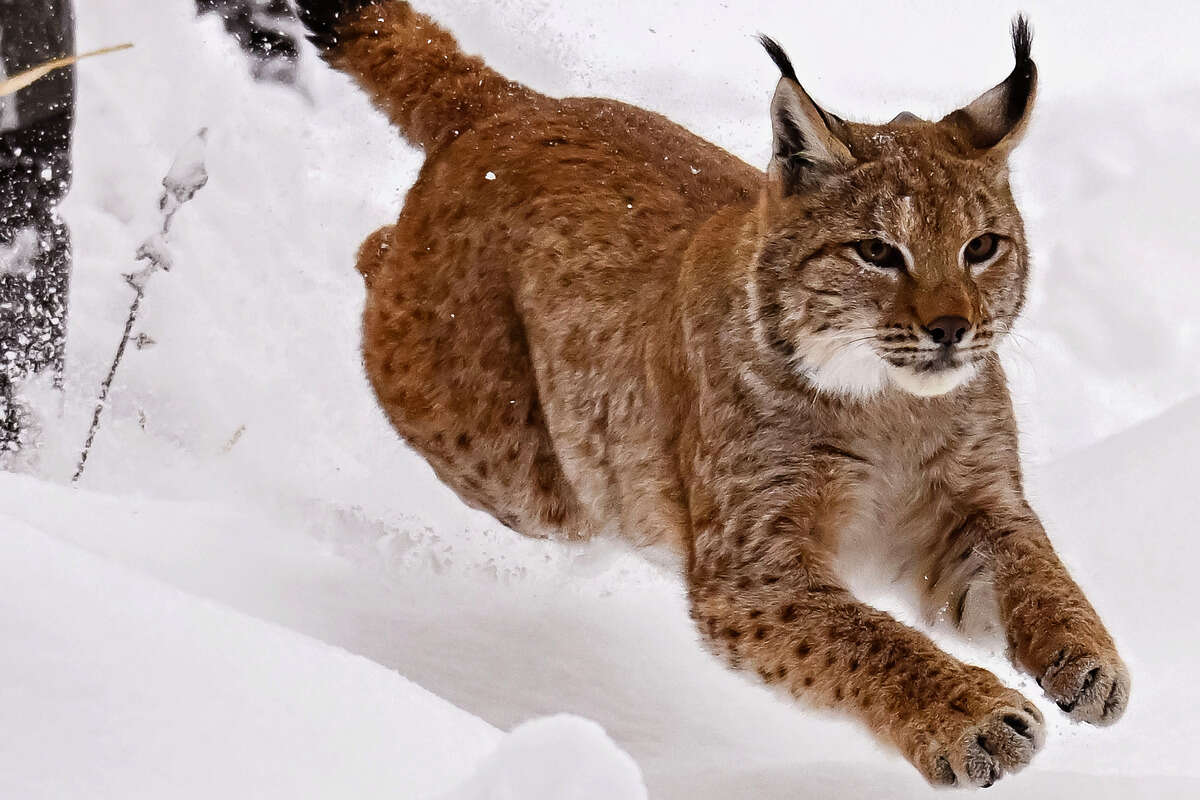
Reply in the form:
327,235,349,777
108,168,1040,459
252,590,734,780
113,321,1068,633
222,425,246,454
73,129,209,482
0,43,133,97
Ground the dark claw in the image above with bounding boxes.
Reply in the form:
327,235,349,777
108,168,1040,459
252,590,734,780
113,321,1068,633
933,755,956,786
1102,680,1122,718
1079,666,1100,696
1003,713,1031,738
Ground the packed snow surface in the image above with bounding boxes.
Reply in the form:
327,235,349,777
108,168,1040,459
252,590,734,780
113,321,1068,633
0,517,502,799
5,1,1200,797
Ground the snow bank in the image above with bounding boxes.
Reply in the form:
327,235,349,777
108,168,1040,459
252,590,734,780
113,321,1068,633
1,506,652,799
0,516,500,799
442,716,647,800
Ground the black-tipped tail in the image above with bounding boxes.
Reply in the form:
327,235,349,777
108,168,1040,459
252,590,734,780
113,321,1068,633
295,0,373,51
289,0,542,153
757,35,799,84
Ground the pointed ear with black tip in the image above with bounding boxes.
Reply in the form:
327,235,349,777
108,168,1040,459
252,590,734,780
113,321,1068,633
941,16,1037,155
759,36,855,196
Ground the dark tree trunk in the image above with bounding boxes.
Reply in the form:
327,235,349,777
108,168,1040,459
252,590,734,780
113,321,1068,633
0,0,75,454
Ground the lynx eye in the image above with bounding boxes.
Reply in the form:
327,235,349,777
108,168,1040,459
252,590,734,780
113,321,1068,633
854,238,904,270
964,233,1000,265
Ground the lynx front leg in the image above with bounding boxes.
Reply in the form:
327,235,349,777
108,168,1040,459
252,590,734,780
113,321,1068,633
933,510,1130,725
689,514,1044,788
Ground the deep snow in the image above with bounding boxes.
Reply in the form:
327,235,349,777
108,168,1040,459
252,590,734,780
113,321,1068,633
0,518,501,799
4,0,1200,797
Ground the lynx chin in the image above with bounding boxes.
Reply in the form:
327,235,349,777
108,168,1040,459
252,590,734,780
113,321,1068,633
297,1,1130,788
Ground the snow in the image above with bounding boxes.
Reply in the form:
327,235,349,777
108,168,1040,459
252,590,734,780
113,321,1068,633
442,716,647,800
0,516,501,799
4,0,1199,797
0,226,37,277
157,127,210,223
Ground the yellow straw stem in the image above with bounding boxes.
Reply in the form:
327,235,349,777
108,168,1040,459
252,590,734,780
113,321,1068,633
0,42,133,98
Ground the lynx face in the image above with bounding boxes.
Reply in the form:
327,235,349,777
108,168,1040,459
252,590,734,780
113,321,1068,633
752,133,1030,398
753,30,1035,398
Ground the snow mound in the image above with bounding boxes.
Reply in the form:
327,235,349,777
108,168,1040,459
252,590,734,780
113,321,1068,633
0,480,650,800
442,716,648,800
0,516,500,799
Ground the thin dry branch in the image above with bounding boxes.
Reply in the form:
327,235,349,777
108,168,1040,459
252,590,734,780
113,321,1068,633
0,43,133,98
73,129,209,482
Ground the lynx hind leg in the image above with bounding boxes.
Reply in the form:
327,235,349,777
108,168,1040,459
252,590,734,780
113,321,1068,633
357,225,593,540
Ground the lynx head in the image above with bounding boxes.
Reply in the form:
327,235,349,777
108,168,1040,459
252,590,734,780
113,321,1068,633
750,18,1036,398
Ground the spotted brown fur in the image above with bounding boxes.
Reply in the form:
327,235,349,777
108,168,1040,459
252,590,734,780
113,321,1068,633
299,2,1130,788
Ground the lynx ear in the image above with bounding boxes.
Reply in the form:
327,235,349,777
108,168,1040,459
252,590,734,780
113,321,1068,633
759,36,855,196
941,16,1037,154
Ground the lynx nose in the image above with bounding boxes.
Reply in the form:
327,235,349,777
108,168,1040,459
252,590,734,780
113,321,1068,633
926,316,971,345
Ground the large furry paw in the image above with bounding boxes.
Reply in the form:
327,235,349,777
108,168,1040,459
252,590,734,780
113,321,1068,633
1037,644,1130,725
910,684,1045,788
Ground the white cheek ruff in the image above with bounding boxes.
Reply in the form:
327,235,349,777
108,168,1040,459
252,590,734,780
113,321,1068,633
788,328,983,400
887,361,981,397
795,329,890,399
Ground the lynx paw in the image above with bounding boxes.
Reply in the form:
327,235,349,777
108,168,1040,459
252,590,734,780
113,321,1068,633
916,693,1044,788
1038,646,1130,725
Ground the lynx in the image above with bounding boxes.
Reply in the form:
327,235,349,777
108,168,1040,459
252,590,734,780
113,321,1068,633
297,1,1129,787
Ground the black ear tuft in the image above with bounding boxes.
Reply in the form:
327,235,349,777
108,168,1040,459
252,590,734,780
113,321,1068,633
1006,15,1036,126
940,15,1038,152
758,35,799,84
295,0,372,52
1011,15,1033,66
